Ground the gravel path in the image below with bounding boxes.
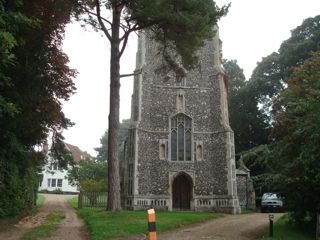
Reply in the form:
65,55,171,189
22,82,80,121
158,212,284,240
0,194,88,240
0,195,283,240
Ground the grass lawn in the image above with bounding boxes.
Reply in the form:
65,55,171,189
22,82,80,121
36,194,45,206
21,212,65,240
69,197,223,240
31,194,46,215
259,214,314,240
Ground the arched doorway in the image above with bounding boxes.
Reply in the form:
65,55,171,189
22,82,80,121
172,173,192,210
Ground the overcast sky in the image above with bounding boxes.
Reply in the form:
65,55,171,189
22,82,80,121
62,0,320,156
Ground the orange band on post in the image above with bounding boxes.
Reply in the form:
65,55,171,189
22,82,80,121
147,208,157,240
148,232,157,240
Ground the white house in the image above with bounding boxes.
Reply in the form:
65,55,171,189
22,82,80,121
38,143,92,193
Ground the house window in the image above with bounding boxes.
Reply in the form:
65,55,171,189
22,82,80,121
170,113,192,161
51,179,56,187
47,179,51,187
57,179,63,187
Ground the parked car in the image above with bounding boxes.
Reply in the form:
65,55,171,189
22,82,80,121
261,192,283,213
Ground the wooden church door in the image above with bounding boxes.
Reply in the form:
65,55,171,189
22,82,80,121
172,174,191,210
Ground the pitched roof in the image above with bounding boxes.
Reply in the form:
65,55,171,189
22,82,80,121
65,143,92,164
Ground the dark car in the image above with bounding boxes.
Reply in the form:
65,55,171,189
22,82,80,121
261,192,283,213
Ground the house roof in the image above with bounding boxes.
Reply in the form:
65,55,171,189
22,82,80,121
65,143,92,164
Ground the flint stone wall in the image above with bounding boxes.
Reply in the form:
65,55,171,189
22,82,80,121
123,31,240,213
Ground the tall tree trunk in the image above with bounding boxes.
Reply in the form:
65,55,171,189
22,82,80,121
107,3,122,211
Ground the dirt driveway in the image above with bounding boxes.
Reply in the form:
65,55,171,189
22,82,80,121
158,212,283,240
1,195,283,240
0,194,88,240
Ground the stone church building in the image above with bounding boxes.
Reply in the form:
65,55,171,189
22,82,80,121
122,28,241,214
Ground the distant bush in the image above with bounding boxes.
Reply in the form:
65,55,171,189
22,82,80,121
38,189,50,193
0,165,38,217
51,189,64,194
80,179,107,192
67,159,108,192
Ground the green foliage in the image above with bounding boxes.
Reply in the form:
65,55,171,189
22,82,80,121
237,16,320,210
67,159,108,191
76,0,229,69
0,0,37,103
249,52,284,117
80,179,107,192
49,136,75,170
73,207,222,240
223,59,246,92
21,212,65,240
279,15,320,76
238,145,278,199
128,0,229,68
68,197,78,208
36,195,45,206
259,214,314,240
50,188,64,194
270,53,320,225
248,15,320,125
0,165,39,217
223,59,270,154
0,0,77,217
95,119,130,162
230,16,320,156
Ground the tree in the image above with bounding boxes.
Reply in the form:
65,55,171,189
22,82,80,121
67,158,108,205
239,145,275,196
279,15,320,77
0,0,77,216
0,0,35,117
95,119,130,162
270,52,320,225
223,59,269,154
67,158,108,191
248,15,320,123
74,0,229,211
229,15,320,155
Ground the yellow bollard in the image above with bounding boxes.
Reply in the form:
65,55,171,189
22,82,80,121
147,208,157,240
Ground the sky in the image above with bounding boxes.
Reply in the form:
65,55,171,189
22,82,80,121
62,0,320,156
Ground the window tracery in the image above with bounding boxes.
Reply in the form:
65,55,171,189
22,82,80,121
170,114,192,161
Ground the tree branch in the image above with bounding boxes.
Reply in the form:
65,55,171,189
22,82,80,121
95,0,112,41
119,32,129,58
120,69,142,78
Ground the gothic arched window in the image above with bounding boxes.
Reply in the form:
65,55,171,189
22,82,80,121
170,114,192,161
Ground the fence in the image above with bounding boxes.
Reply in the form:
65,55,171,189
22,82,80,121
78,191,107,208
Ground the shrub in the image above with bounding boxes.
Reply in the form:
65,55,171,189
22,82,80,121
0,164,39,217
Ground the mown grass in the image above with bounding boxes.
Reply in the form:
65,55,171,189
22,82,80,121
69,197,223,240
259,214,314,240
21,212,65,240
36,195,45,206
31,194,46,215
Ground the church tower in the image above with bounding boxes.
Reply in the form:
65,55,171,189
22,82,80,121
123,27,241,214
